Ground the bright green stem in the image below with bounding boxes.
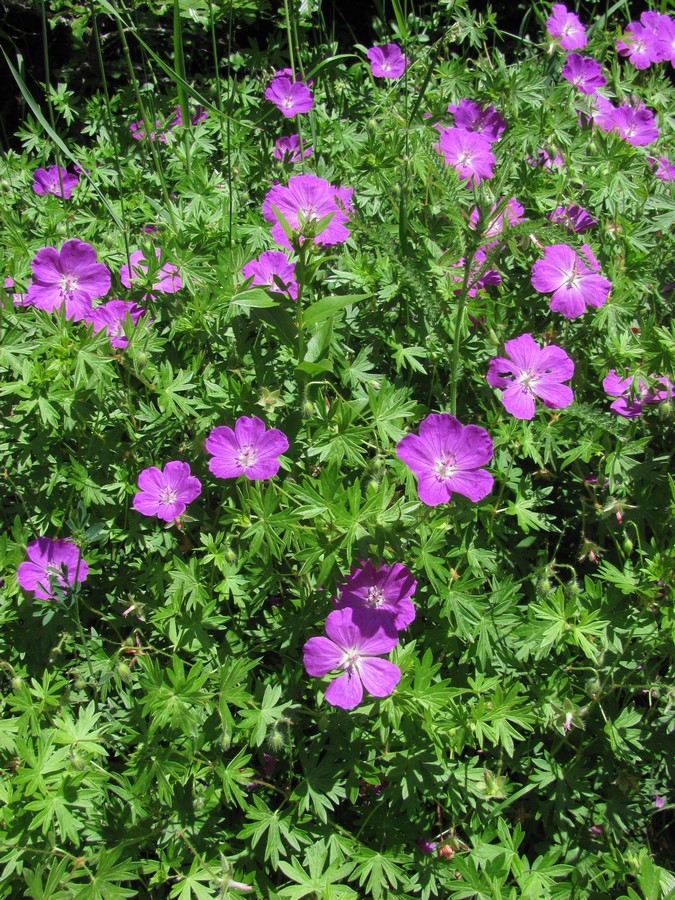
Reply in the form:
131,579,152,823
450,245,477,417
40,2,67,204
72,595,96,684
173,0,191,177
283,0,297,77
295,241,309,400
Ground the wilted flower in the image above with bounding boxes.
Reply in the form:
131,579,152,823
546,204,597,233
273,134,312,163
561,54,606,94
27,239,111,321
32,165,79,199
547,4,587,50
241,250,298,300
303,608,401,710
88,299,147,349
133,461,202,522
435,128,495,187
447,99,506,142
335,561,417,633
17,537,89,600
262,174,352,248
531,243,611,318
205,416,289,481
120,249,182,296
366,43,410,78
487,333,575,420
602,370,672,417
396,413,494,507
265,75,314,118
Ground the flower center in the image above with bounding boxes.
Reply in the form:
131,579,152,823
434,454,457,479
366,586,386,608
457,150,474,166
342,647,361,673
159,486,177,505
110,320,125,337
518,368,538,389
381,61,391,71
237,445,257,468
282,95,294,108
563,266,581,288
60,273,79,295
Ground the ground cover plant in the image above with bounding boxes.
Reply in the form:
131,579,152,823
1,0,674,896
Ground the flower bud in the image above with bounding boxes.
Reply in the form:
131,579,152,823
55,222,68,237
538,578,552,597
301,400,314,418
659,400,672,420
565,579,581,598
267,727,286,753
103,234,114,248
116,662,131,682
10,676,23,692
224,547,237,564
220,730,232,751
70,752,87,771
622,534,634,555
0,179,10,192
73,677,86,692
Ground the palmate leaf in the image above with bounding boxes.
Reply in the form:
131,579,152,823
237,683,289,747
278,842,356,899
364,379,418,447
291,751,346,824
237,795,307,868
350,848,413,900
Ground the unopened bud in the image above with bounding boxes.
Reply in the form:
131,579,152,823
73,677,86,691
538,578,552,597
10,676,23,692
55,222,68,237
301,400,314,418
220,730,232,751
70,752,87,771
622,534,634,555
224,547,237,564
659,400,672,420
116,663,131,682
267,727,286,753
103,234,114,248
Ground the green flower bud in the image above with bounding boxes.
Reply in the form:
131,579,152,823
622,534,634,555
538,578,552,597
659,400,672,420
103,234,114,249
116,662,132,682
73,677,86,692
70,752,87,771
1,179,11,192
224,548,237,564
55,222,68,237
267,728,286,753
10,676,23,692
220,730,232,751
301,400,314,418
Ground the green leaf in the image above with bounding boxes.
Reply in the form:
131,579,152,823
303,294,370,327
231,288,280,309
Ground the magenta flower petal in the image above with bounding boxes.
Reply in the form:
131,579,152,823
358,657,401,697
303,636,345,676
120,249,181,295
89,299,146,348
324,671,363,709
501,383,537,420
397,413,494,507
33,165,79,199
561,54,606,95
547,4,587,50
17,537,88,600
265,76,314,118
447,99,506,142
531,244,610,318
336,561,417,632
435,128,495,187
366,43,410,79
133,460,201,522
262,174,352,249
27,239,110,321
242,250,298,299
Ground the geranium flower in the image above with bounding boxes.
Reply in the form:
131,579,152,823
547,4,587,50
469,198,524,239
32,165,79,199
169,104,208,127
602,370,672,417
262,174,352,248
546,204,597,233
647,155,675,181
130,116,166,142
303,608,401,710
528,146,565,170
366,43,410,78
435,128,495,187
27,239,111,321
531,243,611,318
133,461,202,522
616,22,660,69
561,54,606,94
3,276,30,307
396,413,494,507
610,101,659,146
487,333,575,420
88,299,147,349
241,250,298,299
265,75,314,118
447,99,506,142
334,561,417,633
17,537,89,601
652,13,675,64
448,246,501,298
273,134,312,163
120,249,182,296
205,416,289,480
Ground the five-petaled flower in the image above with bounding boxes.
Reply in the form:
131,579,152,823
262,174,353,248
487,333,575,420
265,75,314,118
334,561,417,634
303,608,401,710
27,239,111,321
546,4,587,50
366,43,410,79
396,413,494,507
241,250,298,299
88,299,147,349
602,370,672,417
447,99,506,142
531,243,611,318
133,461,202,522
561,54,606,94
273,134,312,163
32,165,79,199
435,128,495,187
17,537,89,601
205,416,289,481
120,249,182,297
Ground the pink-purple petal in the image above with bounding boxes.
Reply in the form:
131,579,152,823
324,671,363,709
303,636,345,676
357,657,401,698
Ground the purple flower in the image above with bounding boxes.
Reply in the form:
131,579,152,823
588,95,617,133
133,461,202,522
654,794,666,809
652,14,675,65
487,333,575,420
17,537,89,601
469,198,525,239
416,838,438,855
546,204,597,233
262,174,352,249
448,247,501,298
561,54,606,94
528,146,565,170
27,240,111,321
334,561,417,633
273,134,312,163
32,165,79,199
241,250,298,299
4,276,30,307
366,43,410,79
602,370,672,417
447,99,506,142
120,249,182,296
88,299,146,349
303,608,401,710
610,101,659,146
205,416,289,481
435,128,495,187
265,76,314,118
531,243,611,318
616,22,660,69
130,116,166,142
547,4,587,50
169,104,208,127
396,413,494,507
648,155,675,181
